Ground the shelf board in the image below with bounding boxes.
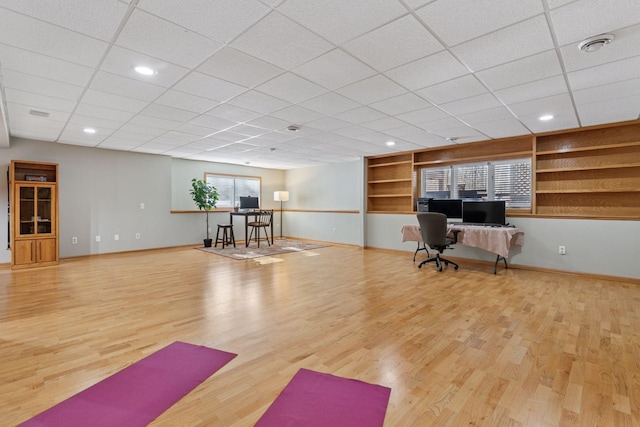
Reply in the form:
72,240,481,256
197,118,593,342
536,141,640,156
368,160,412,168
536,163,640,173
368,178,412,184
367,194,412,198
414,150,531,166
536,189,640,194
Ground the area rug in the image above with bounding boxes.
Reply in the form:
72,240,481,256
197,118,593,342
196,239,329,259
19,342,236,427
255,368,391,427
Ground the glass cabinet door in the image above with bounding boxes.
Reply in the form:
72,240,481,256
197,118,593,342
17,185,54,237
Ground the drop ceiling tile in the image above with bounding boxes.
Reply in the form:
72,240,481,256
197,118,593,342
417,75,488,105
453,15,554,71
108,130,155,142
174,72,247,102
2,70,83,101
344,15,443,72
74,103,137,122
385,50,469,90
270,105,324,124
395,107,452,125
137,0,268,43
118,123,167,137
227,124,269,137
99,46,190,88
473,118,531,139
495,76,569,106
332,106,388,124
0,8,108,67
116,10,222,69
255,73,327,104
245,115,292,131
140,104,199,122
567,55,640,91
519,110,579,133
333,125,375,138
5,88,77,113
226,91,288,116
128,114,181,131
336,75,407,105
0,0,128,41
81,89,148,113
560,24,640,72
370,93,432,116
188,115,236,131
416,116,468,133
440,93,503,116
573,78,640,105
383,125,435,144
476,50,562,91
305,116,351,131
576,95,640,126
458,106,515,126
417,0,543,46
292,49,377,91
277,0,407,45
404,0,437,10
205,103,262,123
68,114,125,131
509,93,574,119
550,0,640,45
0,44,94,87
197,47,285,88
231,12,333,70
90,71,166,102
7,102,70,122
299,93,361,116
98,138,143,150
58,128,107,146
154,90,220,114
173,123,217,137
361,116,407,132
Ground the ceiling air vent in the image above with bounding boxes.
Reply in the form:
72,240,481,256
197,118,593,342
29,109,50,117
578,34,614,53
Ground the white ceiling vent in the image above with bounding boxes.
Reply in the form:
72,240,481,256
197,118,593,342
578,34,614,53
29,109,50,117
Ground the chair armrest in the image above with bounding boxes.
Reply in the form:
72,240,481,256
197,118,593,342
451,229,461,244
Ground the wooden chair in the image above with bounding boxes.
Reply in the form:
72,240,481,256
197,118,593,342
247,210,273,247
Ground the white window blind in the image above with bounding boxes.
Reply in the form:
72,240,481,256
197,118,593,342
455,163,487,199
493,158,531,208
421,167,452,199
205,174,261,208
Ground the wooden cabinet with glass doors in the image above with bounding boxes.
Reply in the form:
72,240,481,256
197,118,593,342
9,161,59,268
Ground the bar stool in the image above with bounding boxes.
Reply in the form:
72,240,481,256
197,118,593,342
215,224,235,248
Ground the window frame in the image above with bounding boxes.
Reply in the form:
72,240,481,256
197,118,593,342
204,172,262,209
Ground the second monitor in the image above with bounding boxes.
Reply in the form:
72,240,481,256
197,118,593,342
239,196,259,210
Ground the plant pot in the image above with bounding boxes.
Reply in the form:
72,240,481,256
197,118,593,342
203,238,212,248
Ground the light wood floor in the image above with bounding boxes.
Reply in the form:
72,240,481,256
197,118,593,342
1,244,639,426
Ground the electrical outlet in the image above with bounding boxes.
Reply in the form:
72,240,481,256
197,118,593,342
135,233,141,240
114,234,119,241
559,245,566,255
140,203,145,209
72,237,78,244
95,235,101,242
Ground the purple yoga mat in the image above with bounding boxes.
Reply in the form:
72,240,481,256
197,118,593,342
19,341,236,427
255,368,391,427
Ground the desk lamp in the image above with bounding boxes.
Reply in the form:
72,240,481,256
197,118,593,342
273,191,289,239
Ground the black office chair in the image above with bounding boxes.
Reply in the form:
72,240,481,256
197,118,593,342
247,209,273,247
417,212,460,272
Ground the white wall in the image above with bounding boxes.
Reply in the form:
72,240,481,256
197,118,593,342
284,160,365,246
366,213,640,279
0,138,284,263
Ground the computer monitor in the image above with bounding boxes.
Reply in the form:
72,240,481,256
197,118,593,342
462,201,506,226
239,196,259,210
427,199,463,222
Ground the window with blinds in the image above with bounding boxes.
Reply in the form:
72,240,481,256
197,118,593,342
419,158,531,209
205,173,261,208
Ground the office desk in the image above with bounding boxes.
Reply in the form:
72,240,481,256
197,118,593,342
401,224,524,273
230,211,274,247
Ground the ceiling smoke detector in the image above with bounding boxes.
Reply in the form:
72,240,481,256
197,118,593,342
446,137,459,143
578,34,614,53
286,125,300,132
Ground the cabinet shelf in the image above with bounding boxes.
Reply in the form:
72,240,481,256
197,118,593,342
536,163,640,173
367,194,412,198
368,160,412,168
368,178,412,184
415,150,531,166
536,140,640,156
536,189,640,194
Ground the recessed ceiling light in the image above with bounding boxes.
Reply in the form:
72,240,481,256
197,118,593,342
134,66,157,76
578,34,614,53
83,127,97,134
385,141,395,146
539,114,554,121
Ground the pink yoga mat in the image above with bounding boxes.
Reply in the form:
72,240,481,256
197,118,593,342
255,368,391,427
19,341,236,427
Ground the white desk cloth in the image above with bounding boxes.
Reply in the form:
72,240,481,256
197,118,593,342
401,224,524,259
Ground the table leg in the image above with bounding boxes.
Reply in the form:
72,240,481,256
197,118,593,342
494,255,508,274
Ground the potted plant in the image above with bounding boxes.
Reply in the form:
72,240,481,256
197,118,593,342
189,178,219,247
